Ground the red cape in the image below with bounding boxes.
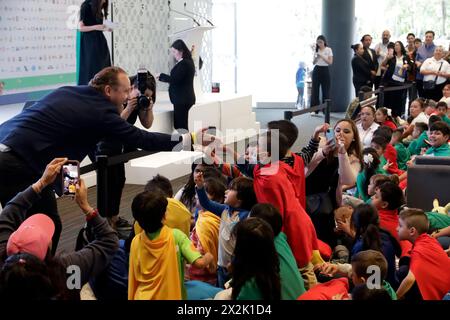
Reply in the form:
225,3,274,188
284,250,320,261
281,153,306,209
382,120,397,130
410,234,450,300
384,144,404,176
378,208,412,257
298,278,350,300
253,161,319,267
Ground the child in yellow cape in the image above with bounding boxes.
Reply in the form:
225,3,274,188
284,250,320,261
128,190,215,300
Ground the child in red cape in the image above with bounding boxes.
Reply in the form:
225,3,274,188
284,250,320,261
396,208,450,300
371,181,412,257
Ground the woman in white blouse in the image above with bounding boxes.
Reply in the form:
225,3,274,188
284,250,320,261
420,46,450,101
356,106,379,148
311,35,333,110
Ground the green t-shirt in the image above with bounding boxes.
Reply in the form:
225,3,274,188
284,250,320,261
408,131,428,156
425,143,450,157
355,165,386,202
237,278,264,300
426,212,450,231
394,143,410,171
441,115,450,126
147,228,202,299
275,233,306,300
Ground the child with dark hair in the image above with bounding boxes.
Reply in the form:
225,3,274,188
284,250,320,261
371,181,411,257
408,122,429,156
230,218,281,300
424,121,450,157
375,107,397,130
436,101,450,126
396,209,450,300
355,148,386,202
351,250,396,299
175,162,227,214
138,174,191,237
390,129,410,170
250,204,306,299
187,178,225,285
351,284,392,300
350,204,401,286
194,173,257,288
129,190,214,300
373,126,404,176
314,249,397,300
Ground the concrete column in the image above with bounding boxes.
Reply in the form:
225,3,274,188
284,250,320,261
322,0,355,112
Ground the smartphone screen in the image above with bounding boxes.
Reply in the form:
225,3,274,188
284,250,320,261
326,128,335,145
62,161,80,196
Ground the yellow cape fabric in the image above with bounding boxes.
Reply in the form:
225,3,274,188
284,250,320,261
134,198,191,237
128,226,182,300
195,210,221,270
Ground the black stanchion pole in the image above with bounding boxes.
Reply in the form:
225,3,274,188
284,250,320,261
378,85,385,108
284,111,293,121
96,155,108,218
325,99,331,124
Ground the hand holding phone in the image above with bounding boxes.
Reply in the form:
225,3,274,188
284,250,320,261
62,160,80,196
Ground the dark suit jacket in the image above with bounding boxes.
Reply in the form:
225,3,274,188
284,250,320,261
159,59,196,106
362,48,379,73
351,55,372,85
0,86,184,175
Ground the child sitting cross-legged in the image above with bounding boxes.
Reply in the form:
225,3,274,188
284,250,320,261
128,190,215,300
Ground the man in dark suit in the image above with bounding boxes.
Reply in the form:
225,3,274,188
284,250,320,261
361,34,378,88
0,66,200,254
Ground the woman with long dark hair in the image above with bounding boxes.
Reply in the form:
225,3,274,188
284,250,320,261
78,0,112,85
351,43,373,97
305,119,363,247
311,35,333,109
231,218,281,300
381,41,411,118
157,39,196,131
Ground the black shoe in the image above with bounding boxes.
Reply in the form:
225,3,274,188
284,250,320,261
115,217,132,230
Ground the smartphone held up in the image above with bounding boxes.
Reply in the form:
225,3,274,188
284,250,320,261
61,160,80,196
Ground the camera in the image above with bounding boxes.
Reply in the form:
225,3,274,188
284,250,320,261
136,68,151,110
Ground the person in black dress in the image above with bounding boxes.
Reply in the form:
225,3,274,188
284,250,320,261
78,0,112,85
157,39,196,132
351,43,373,97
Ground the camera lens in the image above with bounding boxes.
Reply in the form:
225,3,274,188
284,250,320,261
138,94,150,109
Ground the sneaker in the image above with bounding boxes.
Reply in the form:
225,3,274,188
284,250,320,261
115,216,132,230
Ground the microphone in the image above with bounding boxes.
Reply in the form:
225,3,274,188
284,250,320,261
168,0,201,26
183,2,214,26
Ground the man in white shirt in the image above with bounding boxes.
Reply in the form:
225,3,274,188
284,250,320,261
374,30,391,89
420,46,450,101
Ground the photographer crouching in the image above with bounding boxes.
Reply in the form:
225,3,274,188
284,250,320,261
93,69,156,234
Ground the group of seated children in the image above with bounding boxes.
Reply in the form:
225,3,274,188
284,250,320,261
1,104,449,301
